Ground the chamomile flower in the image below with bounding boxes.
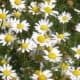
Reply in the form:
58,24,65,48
0,33,15,46
32,32,50,46
9,0,25,10
72,45,80,59
52,32,70,43
1,18,11,29
31,70,53,80
0,64,17,80
75,23,80,32
17,38,36,53
10,18,29,33
43,47,62,63
66,67,80,80
0,55,11,65
35,18,53,34
60,62,70,72
12,10,21,18
58,11,72,24
40,2,58,17
28,2,40,15
0,9,10,21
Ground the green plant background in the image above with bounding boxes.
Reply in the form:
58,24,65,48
0,0,80,80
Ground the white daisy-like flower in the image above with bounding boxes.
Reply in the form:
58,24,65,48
28,1,40,15
75,23,80,32
9,0,25,10
0,33,15,46
66,67,80,80
17,38,36,53
58,11,72,24
52,32,70,43
35,18,53,34
1,18,11,30
0,9,10,21
32,32,50,46
31,70,53,80
60,62,70,72
40,2,58,17
43,47,62,63
72,45,80,59
12,10,21,18
10,18,30,33
0,64,17,80
0,55,11,65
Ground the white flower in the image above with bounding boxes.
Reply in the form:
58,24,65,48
10,18,30,33
35,18,53,34
0,55,11,65
28,2,40,15
31,70,53,80
52,32,70,43
12,10,21,18
66,67,80,80
0,64,17,80
9,0,25,10
43,47,62,63
17,38,36,53
72,45,80,59
1,18,11,30
58,11,72,24
0,9,10,21
32,32,50,46
0,33,15,46
40,2,58,17
75,23,80,32
60,62,70,73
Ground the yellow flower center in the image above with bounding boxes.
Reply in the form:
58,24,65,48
46,46,53,52
72,70,80,76
35,70,47,80
35,70,43,75
38,75,47,80
37,35,46,43
5,34,13,42
46,0,51,3
3,70,11,76
62,16,68,22
17,23,24,29
57,34,64,39
76,49,80,54
61,63,69,70
48,52,57,59
14,0,21,5
0,13,7,19
44,7,52,14
2,22,9,27
32,6,39,13
21,43,29,49
13,11,21,18
40,25,48,31
1,59,8,65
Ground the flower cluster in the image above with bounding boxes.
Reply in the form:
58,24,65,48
0,0,80,80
